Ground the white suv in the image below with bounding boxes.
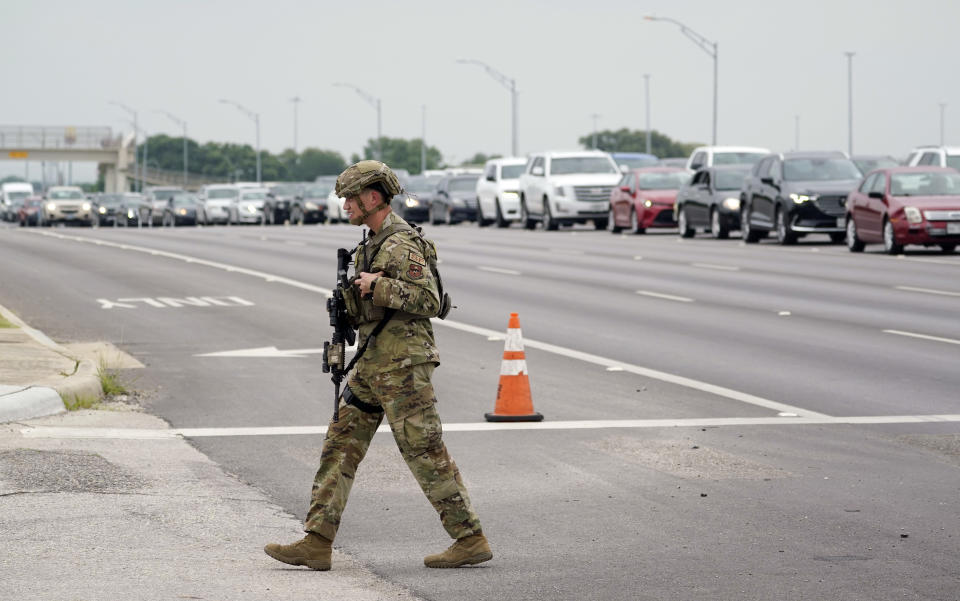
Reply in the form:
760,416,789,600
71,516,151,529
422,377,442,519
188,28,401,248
517,150,620,230
476,157,527,227
685,146,771,171
905,146,960,170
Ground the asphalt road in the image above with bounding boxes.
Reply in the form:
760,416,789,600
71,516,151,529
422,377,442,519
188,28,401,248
2,220,959,600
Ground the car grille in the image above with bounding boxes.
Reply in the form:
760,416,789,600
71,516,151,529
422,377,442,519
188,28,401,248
654,211,677,225
924,210,960,221
574,186,614,202
814,195,846,216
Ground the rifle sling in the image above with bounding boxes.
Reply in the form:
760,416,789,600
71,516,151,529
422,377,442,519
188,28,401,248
341,307,396,377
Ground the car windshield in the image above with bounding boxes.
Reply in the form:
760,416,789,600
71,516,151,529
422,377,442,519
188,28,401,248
172,196,198,206
782,158,862,181
9,191,30,201
946,155,960,171
853,158,899,173
616,156,658,169
500,165,526,179
551,157,618,175
715,171,749,191
241,192,266,200
636,172,689,190
449,177,479,193
271,185,301,196
98,195,124,205
304,185,331,198
890,172,960,196
406,177,439,193
49,190,84,199
207,189,237,199
713,152,767,166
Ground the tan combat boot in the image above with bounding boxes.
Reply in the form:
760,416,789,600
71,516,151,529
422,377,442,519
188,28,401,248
264,532,332,571
424,533,492,568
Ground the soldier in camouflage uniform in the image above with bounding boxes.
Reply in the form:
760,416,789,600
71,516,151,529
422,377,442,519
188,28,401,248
264,161,491,571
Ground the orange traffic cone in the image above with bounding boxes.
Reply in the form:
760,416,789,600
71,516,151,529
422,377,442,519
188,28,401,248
485,313,543,422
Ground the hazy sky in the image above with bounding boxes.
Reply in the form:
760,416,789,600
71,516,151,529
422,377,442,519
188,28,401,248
3,0,958,181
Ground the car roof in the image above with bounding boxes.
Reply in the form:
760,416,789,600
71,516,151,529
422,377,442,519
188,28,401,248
693,146,770,153
910,145,960,153
485,157,527,166
780,151,849,159
534,150,613,158
878,166,957,174
630,167,688,174
705,164,753,172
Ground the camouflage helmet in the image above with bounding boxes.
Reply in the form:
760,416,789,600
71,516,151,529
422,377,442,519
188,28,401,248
335,160,403,199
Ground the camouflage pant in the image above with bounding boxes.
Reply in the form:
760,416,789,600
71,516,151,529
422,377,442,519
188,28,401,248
304,363,482,541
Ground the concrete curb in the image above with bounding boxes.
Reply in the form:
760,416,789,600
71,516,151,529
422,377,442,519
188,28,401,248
0,303,103,423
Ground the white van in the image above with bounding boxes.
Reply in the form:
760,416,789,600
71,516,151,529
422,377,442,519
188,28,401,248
2,182,34,221
476,157,527,227
201,184,240,225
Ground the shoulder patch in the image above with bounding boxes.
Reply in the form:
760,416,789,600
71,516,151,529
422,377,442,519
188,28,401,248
407,263,424,279
408,250,426,266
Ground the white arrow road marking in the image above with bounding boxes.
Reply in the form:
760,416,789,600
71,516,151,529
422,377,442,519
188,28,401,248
20,414,960,439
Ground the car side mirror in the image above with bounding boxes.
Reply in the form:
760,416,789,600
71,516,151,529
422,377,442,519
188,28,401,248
619,185,631,192
532,166,544,176
761,177,775,186
486,175,496,182
690,163,702,171
868,191,884,199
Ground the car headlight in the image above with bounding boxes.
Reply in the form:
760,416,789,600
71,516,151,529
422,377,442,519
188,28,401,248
554,186,566,197
643,199,653,208
178,208,188,216
501,191,519,201
789,193,816,204
451,197,466,207
904,206,923,224
82,202,91,211
722,197,740,211
405,197,420,207
98,206,107,214
245,205,257,214
127,209,135,219
46,202,56,211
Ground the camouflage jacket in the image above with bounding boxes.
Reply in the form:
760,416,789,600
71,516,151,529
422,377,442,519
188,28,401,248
351,212,440,375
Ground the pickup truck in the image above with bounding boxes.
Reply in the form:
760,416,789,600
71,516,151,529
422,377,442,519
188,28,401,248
517,150,620,230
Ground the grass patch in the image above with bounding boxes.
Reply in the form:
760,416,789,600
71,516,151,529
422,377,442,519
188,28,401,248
0,315,16,328
64,394,99,411
97,358,130,397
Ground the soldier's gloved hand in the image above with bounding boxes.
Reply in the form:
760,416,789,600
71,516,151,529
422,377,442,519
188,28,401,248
355,271,385,300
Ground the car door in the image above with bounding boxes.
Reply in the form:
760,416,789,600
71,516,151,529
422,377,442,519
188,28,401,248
526,156,546,218
861,172,887,239
611,173,632,222
848,172,875,234
478,163,496,214
750,158,777,227
688,171,711,225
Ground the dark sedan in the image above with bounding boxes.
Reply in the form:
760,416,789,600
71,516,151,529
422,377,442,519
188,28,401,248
162,194,206,226
290,183,330,224
92,194,128,227
430,174,480,225
264,183,307,225
675,165,751,239
391,175,439,224
845,167,960,254
741,151,862,244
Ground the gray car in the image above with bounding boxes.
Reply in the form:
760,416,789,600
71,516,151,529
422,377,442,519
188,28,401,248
675,165,752,239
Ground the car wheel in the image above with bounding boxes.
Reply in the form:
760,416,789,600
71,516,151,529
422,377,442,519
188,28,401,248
710,208,729,239
940,244,956,254
741,205,761,243
477,201,488,227
846,217,865,252
593,218,608,230
775,207,797,245
629,208,644,235
495,200,509,228
163,213,174,227
542,199,558,231
882,218,903,255
609,206,622,234
678,206,694,238
520,199,535,230
445,206,453,225
291,206,303,226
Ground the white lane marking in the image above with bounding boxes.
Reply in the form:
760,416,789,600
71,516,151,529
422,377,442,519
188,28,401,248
637,290,695,303
21,414,960,439
438,320,828,418
633,255,644,261
477,266,521,276
778,311,792,316
28,229,820,417
550,248,584,255
895,285,960,297
691,262,740,272
883,330,960,346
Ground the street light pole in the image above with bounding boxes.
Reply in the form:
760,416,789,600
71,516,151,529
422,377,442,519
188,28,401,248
644,16,718,145
156,109,188,187
643,74,652,154
110,101,139,191
845,51,855,155
457,59,519,156
290,96,301,153
219,99,261,184
333,83,382,160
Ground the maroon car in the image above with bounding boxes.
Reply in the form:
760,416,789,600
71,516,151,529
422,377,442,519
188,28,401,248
846,167,960,254
17,196,44,227
609,167,689,234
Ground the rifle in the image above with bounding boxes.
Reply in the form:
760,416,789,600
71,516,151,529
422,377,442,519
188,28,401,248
322,248,356,423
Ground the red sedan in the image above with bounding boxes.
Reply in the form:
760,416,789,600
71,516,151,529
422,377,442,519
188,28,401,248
609,167,690,234
846,167,960,254
17,196,44,227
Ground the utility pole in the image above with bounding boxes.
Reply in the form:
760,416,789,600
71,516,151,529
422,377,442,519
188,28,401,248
457,59,519,156
290,96,302,153
845,51,855,155
643,74,652,154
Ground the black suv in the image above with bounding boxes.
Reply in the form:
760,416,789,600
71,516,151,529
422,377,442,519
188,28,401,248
264,183,306,225
740,152,862,244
